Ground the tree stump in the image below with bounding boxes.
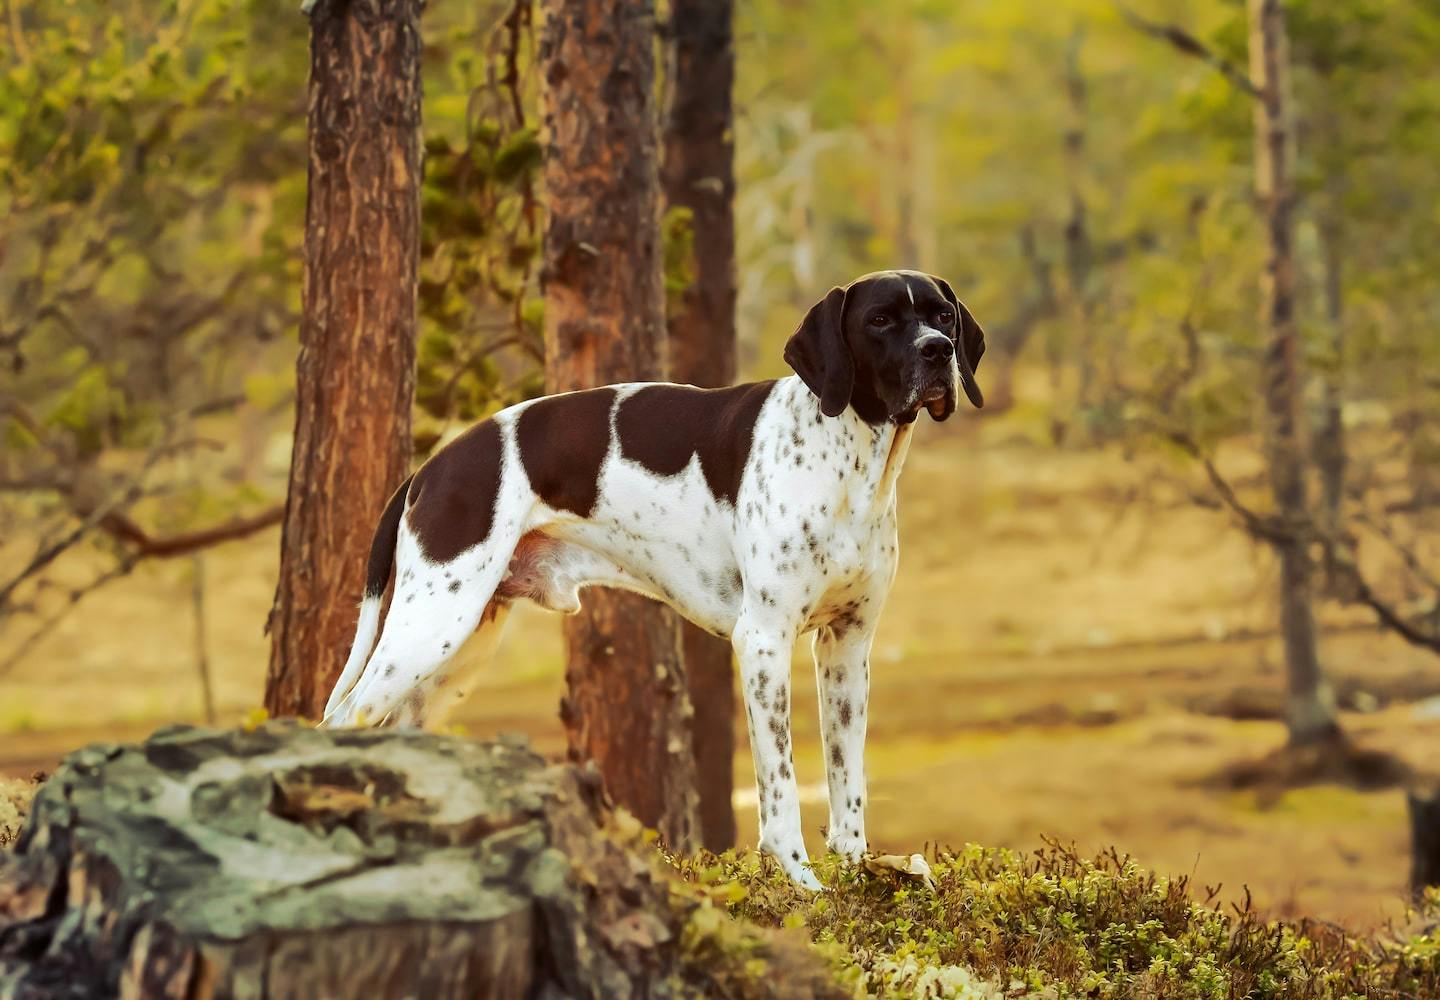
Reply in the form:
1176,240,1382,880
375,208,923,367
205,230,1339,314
0,723,835,999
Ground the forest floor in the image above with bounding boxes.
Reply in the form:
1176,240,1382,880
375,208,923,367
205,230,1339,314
4,396,1439,931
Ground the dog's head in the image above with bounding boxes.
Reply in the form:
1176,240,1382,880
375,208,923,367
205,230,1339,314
783,270,986,424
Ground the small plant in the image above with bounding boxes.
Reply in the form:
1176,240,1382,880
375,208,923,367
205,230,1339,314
670,840,1440,999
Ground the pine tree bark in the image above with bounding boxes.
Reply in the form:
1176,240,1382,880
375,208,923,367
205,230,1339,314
662,0,739,853
1247,0,1339,746
539,0,699,851
264,0,420,721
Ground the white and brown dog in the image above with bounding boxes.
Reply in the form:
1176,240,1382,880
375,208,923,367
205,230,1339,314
323,270,985,888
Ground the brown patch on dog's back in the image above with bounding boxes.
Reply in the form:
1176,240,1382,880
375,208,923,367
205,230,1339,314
407,419,503,563
517,387,617,517
615,381,776,506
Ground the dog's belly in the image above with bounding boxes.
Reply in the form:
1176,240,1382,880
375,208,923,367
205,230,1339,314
526,459,744,637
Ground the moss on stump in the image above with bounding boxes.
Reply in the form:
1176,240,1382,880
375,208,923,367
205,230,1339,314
0,723,837,1000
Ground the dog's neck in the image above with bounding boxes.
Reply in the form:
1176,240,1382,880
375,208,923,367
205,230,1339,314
787,376,914,516
876,421,914,505
857,414,912,515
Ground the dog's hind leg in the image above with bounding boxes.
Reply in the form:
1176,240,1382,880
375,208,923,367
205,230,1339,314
386,600,512,729
324,476,414,719
323,516,522,729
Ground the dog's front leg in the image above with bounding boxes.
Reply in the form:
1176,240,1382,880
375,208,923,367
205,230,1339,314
813,624,874,862
733,614,821,890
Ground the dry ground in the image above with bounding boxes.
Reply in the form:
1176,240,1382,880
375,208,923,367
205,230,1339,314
4,390,1438,929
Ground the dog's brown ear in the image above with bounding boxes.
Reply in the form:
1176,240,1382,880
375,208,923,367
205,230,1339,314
931,276,985,409
784,286,853,417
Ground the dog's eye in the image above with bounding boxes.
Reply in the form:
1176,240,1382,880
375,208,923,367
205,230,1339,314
936,310,955,326
868,313,890,328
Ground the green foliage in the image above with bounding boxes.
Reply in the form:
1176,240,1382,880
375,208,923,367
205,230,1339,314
673,845,1440,999
1,1,550,569
0,0,559,642
2,0,306,464
663,205,697,298
413,3,545,440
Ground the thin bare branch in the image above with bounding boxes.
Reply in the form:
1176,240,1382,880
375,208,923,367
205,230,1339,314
0,557,140,680
97,505,284,559
0,487,140,611
1159,426,1293,545
1164,428,1440,653
1117,5,1261,99
1353,510,1440,595
1324,543,1440,654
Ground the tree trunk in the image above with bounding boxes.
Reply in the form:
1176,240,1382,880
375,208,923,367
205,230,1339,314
1307,73,1347,556
1409,786,1440,899
1063,29,1098,423
1247,0,1339,746
892,10,921,269
265,0,421,721
0,725,839,998
661,0,739,853
987,225,1057,414
1314,212,1346,542
539,0,699,851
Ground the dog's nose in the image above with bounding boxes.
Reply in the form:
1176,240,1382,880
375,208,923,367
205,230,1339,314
918,332,954,364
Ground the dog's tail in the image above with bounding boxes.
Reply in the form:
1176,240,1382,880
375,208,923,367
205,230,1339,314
322,474,413,722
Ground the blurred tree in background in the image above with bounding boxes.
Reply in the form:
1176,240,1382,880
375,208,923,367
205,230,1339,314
2,0,1438,752
663,0,741,850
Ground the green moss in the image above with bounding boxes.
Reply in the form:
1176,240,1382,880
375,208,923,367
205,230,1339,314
669,843,1440,999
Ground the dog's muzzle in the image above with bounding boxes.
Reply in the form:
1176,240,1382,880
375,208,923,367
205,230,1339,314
914,333,958,421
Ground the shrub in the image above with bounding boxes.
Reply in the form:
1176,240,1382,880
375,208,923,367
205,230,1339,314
671,841,1440,999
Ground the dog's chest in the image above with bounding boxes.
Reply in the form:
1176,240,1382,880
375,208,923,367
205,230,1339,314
736,382,903,604
738,485,896,632
808,499,896,605
815,503,894,579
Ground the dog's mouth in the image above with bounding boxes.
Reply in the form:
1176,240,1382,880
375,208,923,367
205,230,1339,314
919,382,955,422
894,383,955,424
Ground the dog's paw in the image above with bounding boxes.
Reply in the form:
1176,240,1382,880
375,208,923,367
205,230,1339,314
826,833,868,863
789,862,824,892
764,842,824,891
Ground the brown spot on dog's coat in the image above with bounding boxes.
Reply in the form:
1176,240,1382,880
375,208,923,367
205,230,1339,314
615,381,776,506
363,475,415,598
517,387,617,517
406,420,503,564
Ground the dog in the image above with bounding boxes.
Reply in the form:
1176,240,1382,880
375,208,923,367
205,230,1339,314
322,270,985,888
